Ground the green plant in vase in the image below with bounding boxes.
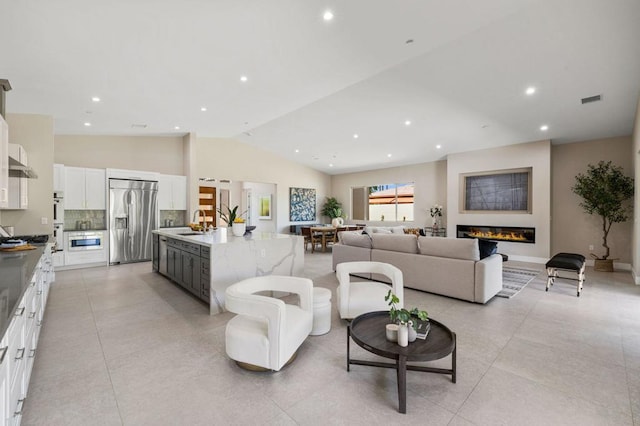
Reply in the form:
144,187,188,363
216,205,247,227
385,290,428,325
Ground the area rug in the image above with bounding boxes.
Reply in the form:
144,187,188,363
498,267,541,298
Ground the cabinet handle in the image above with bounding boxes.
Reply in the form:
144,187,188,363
28,311,36,319
15,307,25,317
0,346,7,364
14,399,25,416
29,348,36,358
37,290,42,295
0,188,7,203
15,348,25,360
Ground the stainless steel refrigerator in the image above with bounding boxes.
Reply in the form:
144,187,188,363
109,178,158,264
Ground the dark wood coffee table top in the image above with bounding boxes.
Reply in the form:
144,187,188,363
347,310,457,414
349,311,455,361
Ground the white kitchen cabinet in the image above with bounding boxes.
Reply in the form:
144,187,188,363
64,167,106,210
158,174,186,210
8,144,28,210
53,164,65,192
1,248,52,425
0,116,9,209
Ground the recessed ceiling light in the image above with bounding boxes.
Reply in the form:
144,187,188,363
323,10,334,21
91,96,100,102
174,126,180,130
404,120,411,126
540,124,549,131
436,144,442,149
84,122,91,127
294,149,299,153
353,133,359,139
525,87,536,96
329,163,334,167
387,154,392,158
200,107,207,112
240,75,248,82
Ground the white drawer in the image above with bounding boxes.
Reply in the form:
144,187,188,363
64,248,107,265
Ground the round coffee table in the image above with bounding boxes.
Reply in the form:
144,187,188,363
347,311,456,414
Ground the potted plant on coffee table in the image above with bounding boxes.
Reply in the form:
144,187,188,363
572,160,634,271
385,290,428,346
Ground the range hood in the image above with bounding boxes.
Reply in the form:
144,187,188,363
8,144,37,179
9,156,38,179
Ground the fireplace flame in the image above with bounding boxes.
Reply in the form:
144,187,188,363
467,230,528,242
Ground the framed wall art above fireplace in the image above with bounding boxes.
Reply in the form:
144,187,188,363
460,167,532,213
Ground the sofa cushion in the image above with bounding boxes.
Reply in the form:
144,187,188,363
478,239,498,259
340,231,372,248
371,234,418,254
418,236,480,261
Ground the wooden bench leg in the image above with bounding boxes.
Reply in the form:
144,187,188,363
546,267,555,291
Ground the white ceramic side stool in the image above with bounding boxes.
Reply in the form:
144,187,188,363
311,287,332,336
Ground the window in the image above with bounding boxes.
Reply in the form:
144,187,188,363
460,168,531,213
351,183,414,222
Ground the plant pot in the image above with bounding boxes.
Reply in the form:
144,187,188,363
331,217,344,227
594,258,614,272
385,324,398,342
231,222,246,237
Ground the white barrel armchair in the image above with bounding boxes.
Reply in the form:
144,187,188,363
225,275,314,371
336,261,404,319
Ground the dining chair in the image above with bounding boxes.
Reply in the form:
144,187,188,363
300,226,313,251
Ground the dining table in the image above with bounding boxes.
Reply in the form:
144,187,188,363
308,225,358,252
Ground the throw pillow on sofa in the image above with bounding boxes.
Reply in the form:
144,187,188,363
478,239,498,259
403,228,421,236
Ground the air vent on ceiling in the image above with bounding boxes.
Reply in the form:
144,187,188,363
581,94,602,104
131,124,147,128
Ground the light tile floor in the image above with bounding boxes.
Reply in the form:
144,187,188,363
22,252,640,425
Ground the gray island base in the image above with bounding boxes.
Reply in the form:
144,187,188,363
153,228,304,314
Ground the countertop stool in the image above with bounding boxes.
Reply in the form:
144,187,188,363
311,287,332,336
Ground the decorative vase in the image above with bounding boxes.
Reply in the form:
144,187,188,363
231,222,246,237
385,324,399,342
408,321,417,343
331,217,344,227
398,323,409,347
594,258,614,272
432,216,441,230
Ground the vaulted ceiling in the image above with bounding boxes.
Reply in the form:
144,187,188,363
2,0,639,174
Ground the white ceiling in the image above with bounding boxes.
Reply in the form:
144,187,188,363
2,0,639,174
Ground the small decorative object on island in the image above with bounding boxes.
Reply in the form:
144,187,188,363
430,204,443,230
217,205,249,236
572,161,634,272
231,218,246,237
385,290,428,347
321,196,345,227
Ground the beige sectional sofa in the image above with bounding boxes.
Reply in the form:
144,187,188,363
332,231,503,304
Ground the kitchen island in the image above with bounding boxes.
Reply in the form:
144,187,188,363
152,228,303,314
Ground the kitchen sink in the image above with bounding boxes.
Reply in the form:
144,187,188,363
178,232,203,236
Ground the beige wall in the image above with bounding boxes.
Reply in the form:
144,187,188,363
55,135,185,174
552,136,633,264
330,161,447,227
2,114,54,236
195,137,331,233
632,95,640,282
447,140,552,261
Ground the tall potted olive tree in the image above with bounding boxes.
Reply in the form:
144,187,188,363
572,160,633,271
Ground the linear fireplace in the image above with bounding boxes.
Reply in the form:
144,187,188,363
457,225,536,244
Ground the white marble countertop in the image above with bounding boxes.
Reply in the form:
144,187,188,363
153,227,298,247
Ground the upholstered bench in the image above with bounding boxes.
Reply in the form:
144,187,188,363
545,253,586,297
